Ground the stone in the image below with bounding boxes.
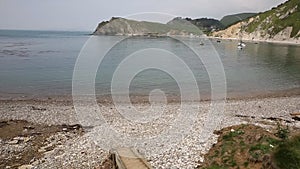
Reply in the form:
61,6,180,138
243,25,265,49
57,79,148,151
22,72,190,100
38,148,46,153
23,137,31,143
31,160,40,166
7,140,19,144
18,165,33,169
255,134,262,141
23,126,35,130
295,122,300,129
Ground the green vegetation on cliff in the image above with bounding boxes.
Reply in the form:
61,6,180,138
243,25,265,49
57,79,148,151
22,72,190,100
94,0,300,38
220,13,256,28
167,17,224,34
93,17,203,36
245,0,300,38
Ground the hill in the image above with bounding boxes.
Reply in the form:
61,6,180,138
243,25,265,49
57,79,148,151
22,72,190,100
213,0,300,42
180,17,224,32
93,17,202,36
220,13,257,28
245,0,300,38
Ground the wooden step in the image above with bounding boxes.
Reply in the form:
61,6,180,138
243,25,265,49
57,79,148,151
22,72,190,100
111,148,153,169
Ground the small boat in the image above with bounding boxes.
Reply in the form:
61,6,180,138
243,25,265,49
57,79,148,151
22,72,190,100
237,23,246,49
199,41,204,46
238,41,246,49
217,40,221,43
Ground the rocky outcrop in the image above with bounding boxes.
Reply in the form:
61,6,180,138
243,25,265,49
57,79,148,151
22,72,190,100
93,17,202,36
213,0,300,43
93,17,149,36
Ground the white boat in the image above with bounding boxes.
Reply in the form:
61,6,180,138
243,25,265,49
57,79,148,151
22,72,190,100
238,41,246,49
238,42,246,47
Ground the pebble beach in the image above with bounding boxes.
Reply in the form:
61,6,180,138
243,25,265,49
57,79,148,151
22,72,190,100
1,95,300,169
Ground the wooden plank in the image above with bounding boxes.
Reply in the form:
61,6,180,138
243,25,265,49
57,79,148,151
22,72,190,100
290,112,300,116
291,112,300,121
112,148,153,169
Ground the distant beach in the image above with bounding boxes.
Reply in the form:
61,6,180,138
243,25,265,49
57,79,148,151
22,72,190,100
209,36,300,46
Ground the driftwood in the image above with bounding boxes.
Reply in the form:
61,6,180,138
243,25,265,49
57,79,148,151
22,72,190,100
290,112,300,121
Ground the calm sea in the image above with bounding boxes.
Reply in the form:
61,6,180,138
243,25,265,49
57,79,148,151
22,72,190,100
0,30,300,100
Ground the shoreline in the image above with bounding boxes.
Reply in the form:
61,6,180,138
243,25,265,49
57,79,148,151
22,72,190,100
1,87,300,105
208,36,300,46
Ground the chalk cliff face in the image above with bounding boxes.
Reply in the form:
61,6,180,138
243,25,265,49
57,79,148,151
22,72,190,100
93,17,202,36
213,0,300,43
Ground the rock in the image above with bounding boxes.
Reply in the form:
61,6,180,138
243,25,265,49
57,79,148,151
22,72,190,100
23,126,35,130
30,158,35,163
31,160,40,166
255,134,262,141
30,106,46,111
38,148,46,153
14,137,24,141
7,139,19,144
23,137,31,143
61,124,82,131
295,122,300,128
93,17,201,36
18,165,33,169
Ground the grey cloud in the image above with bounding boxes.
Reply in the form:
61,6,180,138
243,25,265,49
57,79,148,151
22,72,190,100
0,0,287,31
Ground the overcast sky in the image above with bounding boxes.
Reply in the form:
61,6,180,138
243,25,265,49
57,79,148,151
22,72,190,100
0,0,287,31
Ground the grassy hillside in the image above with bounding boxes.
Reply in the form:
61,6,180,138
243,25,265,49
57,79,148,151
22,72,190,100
127,18,203,35
188,18,224,32
220,13,257,28
168,17,223,34
126,19,171,34
200,124,300,169
245,0,300,38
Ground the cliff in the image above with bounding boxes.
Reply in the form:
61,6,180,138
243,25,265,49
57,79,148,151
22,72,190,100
213,0,300,43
